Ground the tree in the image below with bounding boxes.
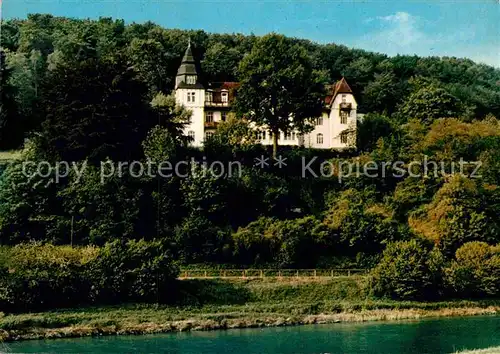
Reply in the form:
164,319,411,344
36,57,153,163
445,242,500,298
362,70,400,114
5,49,45,130
409,176,500,256
17,14,54,56
58,165,143,245
323,189,404,257
149,92,191,144
128,38,175,95
202,42,242,82
342,57,374,100
372,240,444,300
356,113,396,152
203,115,258,159
0,50,22,149
235,33,326,157
232,216,328,267
398,81,463,125
0,161,65,244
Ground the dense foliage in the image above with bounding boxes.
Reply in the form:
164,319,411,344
0,14,500,305
0,240,178,312
1,14,499,149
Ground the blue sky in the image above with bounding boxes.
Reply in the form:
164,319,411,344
3,0,499,67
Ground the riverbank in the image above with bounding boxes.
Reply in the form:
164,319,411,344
457,347,500,354
0,277,499,342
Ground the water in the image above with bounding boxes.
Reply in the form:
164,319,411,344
4,315,500,353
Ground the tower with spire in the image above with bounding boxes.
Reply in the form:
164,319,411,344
174,41,357,149
175,39,202,89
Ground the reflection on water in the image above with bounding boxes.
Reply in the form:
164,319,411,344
5,315,500,354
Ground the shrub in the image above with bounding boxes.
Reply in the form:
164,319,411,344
89,239,179,304
445,241,500,298
371,240,444,300
0,240,179,312
174,215,231,263
232,216,328,268
0,244,99,311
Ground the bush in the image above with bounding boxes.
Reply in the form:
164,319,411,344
0,244,99,311
89,239,179,304
174,215,231,263
445,241,500,298
371,240,444,300
0,241,179,312
232,216,328,268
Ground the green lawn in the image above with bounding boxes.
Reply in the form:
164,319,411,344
0,278,499,342
455,347,500,354
0,150,22,162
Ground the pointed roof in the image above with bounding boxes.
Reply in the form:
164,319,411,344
181,40,195,63
176,40,198,77
332,77,353,97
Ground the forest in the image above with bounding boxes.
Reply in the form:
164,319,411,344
0,14,499,311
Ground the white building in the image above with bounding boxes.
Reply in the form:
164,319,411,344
175,42,357,149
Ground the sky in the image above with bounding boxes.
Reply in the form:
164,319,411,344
2,0,499,67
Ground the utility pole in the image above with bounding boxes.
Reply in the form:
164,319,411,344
70,215,74,247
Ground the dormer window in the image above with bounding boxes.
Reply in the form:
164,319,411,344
221,91,228,103
186,76,196,85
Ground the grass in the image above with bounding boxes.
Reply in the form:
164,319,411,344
0,277,499,342
455,347,500,354
0,150,21,162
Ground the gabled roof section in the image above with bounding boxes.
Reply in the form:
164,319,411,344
333,77,353,97
324,84,335,105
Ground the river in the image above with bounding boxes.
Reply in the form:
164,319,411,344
4,315,500,353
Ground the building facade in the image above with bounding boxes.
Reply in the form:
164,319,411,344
175,42,357,149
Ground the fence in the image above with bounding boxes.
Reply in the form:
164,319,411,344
178,268,368,279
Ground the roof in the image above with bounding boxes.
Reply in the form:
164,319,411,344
333,77,353,97
324,78,353,106
206,82,240,90
176,41,198,77
324,84,335,105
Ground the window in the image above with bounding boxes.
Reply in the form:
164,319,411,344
205,131,214,140
256,130,266,140
188,131,195,140
342,94,346,103
291,132,296,140
187,92,196,103
205,91,213,102
341,111,348,124
221,91,228,103
186,76,196,84
316,133,324,144
316,117,323,126
341,132,348,144
284,132,292,141
221,112,227,121
205,111,214,123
